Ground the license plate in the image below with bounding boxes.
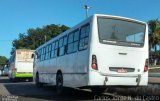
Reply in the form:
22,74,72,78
117,69,127,73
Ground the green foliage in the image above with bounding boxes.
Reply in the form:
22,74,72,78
11,24,70,54
150,51,160,58
148,19,160,65
0,56,8,69
148,19,160,51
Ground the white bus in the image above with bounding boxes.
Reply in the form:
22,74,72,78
33,14,148,94
9,49,34,81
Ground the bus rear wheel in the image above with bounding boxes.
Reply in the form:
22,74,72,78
56,73,63,95
35,73,43,87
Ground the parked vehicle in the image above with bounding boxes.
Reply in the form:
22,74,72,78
0,69,2,76
33,14,148,94
3,67,9,76
8,49,34,81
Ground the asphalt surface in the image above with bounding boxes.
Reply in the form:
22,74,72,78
0,76,160,101
0,76,115,101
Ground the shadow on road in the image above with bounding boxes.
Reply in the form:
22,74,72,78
0,76,33,83
4,84,102,101
3,76,158,101
1,77,109,101
0,76,10,83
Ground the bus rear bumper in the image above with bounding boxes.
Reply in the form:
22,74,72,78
15,72,33,78
89,70,148,86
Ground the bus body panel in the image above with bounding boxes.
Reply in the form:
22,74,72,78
62,50,90,87
34,18,92,88
89,70,148,86
88,15,148,86
91,45,147,75
33,14,148,88
9,49,34,79
37,58,57,83
16,62,33,73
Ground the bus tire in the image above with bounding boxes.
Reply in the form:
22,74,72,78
56,72,63,95
35,73,43,87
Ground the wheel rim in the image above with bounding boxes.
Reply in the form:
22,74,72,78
36,75,39,84
57,75,63,94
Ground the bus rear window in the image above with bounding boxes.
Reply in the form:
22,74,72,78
17,51,33,62
97,17,146,47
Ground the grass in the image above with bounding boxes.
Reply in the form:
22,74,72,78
149,68,160,72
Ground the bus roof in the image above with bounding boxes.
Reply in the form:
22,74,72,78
36,14,147,51
94,14,147,25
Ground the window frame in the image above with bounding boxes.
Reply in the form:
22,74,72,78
78,23,90,51
67,29,80,54
38,49,41,62
51,40,58,58
97,17,146,47
59,35,67,56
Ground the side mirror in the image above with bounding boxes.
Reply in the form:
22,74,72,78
31,54,34,58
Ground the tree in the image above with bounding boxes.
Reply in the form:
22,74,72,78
0,56,8,69
11,24,70,54
148,19,160,65
148,19,160,52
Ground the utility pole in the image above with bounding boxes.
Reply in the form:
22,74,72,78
84,5,91,18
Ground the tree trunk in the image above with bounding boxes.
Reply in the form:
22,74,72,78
154,45,157,65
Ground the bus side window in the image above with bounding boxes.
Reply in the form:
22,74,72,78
51,42,55,58
55,41,59,57
40,49,43,61
45,45,49,60
41,47,45,61
42,48,44,61
59,37,64,56
63,36,67,53
73,30,79,52
48,44,52,59
59,36,67,56
67,33,74,53
79,24,90,50
38,49,41,62
43,47,46,60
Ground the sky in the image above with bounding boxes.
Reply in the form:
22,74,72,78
0,0,160,58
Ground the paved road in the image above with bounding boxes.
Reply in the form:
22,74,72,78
0,76,115,101
0,76,159,101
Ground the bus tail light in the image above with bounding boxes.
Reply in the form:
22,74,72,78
91,55,98,70
144,59,148,72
